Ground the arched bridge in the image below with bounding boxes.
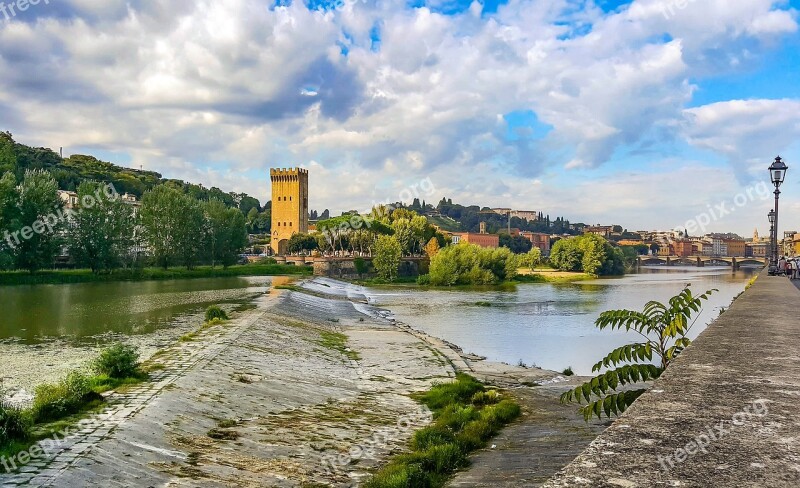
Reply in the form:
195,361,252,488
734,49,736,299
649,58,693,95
637,255,768,270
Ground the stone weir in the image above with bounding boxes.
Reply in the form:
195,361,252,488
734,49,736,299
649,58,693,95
544,272,800,488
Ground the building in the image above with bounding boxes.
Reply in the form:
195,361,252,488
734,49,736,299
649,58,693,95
270,168,309,255
794,233,800,256
673,239,693,258
453,221,499,248
584,225,614,238
520,231,551,254
491,208,538,222
723,238,746,257
783,231,797,257
452,232,499,248
58,190,78,209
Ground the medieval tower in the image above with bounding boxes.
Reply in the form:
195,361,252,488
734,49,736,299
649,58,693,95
270,168,309,255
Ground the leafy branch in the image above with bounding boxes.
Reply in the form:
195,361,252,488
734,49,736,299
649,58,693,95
561,286,716,420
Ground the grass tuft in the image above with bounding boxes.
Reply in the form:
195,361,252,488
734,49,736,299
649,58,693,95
365,374,520,488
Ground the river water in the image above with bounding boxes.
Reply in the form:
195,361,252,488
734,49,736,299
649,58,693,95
365,267,759,375
0,268,755,396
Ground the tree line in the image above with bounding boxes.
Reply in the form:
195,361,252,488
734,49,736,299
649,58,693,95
0,169,248,273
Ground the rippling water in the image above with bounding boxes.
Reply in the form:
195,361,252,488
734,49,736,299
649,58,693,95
366,267,759,375
0,276,286,343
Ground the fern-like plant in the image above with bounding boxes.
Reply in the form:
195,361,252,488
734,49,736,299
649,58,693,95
560,286,716,421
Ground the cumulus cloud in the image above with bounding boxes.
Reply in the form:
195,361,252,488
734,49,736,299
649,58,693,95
0,0,798,232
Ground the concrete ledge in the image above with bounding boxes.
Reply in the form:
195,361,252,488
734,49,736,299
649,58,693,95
544,271,800,488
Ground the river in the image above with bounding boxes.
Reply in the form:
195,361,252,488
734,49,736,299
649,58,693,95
0,276,289,402
365,267,758,375
0,267,755,399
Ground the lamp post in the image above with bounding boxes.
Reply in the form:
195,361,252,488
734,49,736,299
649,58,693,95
768,156,788,271
768,209,776,273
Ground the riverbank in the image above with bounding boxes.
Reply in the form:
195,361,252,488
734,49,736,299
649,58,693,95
352,267,593,288
0,263,311,286
0,276,605,487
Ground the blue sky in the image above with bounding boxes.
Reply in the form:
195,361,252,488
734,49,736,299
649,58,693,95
1,0,800,235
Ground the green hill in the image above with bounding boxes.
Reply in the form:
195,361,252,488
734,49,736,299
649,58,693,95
0,131,262,214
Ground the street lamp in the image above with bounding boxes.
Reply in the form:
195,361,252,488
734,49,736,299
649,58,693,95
768,210,775,274
768,156,788,272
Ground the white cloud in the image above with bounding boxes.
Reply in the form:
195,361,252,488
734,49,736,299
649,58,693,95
0,0,798,234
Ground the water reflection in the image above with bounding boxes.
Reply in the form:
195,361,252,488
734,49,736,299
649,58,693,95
0,276,275,343
368,267,758,375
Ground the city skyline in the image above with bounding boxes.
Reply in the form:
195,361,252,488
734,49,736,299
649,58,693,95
1,0,798,235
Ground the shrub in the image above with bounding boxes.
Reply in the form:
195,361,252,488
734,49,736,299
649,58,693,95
471,390,501,406
94,343,141,379
416,274,431,285
32,372,98,422
205,305,229,322
436,405,479,431
417,374,485,411
0,402,31,448
412,425,455,451
562,366,574,376
354,257,369,276
363,462,430,488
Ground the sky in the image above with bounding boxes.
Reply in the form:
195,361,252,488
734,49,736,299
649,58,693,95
1,0,800,236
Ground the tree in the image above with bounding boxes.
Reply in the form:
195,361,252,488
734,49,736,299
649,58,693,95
560,287,715,421
549,234,625,276
15,169,63,272
205,199,248,268
0,132,18,175
517,247,542,269
373,235,402,280
140,185,204,269
424,237,440,258
428,243,518,286
68,181,135,272
287,233,319,254
0,172,19,270
549,238,583,272
500,234,533,254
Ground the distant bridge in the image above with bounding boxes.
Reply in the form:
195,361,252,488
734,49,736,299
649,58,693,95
637,255,768,270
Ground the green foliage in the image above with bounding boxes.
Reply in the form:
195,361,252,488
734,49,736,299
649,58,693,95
287,232,319,254
0,132,17,175
14,169,63,272
561,366,574,376
373,235,402,281
140,185,205,269
93,343,142,379
499,233,533,253
354,257,369,276
0,172,19,270
0,402,31,449
68,181,135,272
516,247,542,269
428,243,518,286
204,199,248,268
365,375,519,488
549,234,625,276
560,286,715,420
32,372,98,423
205,305,229,322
